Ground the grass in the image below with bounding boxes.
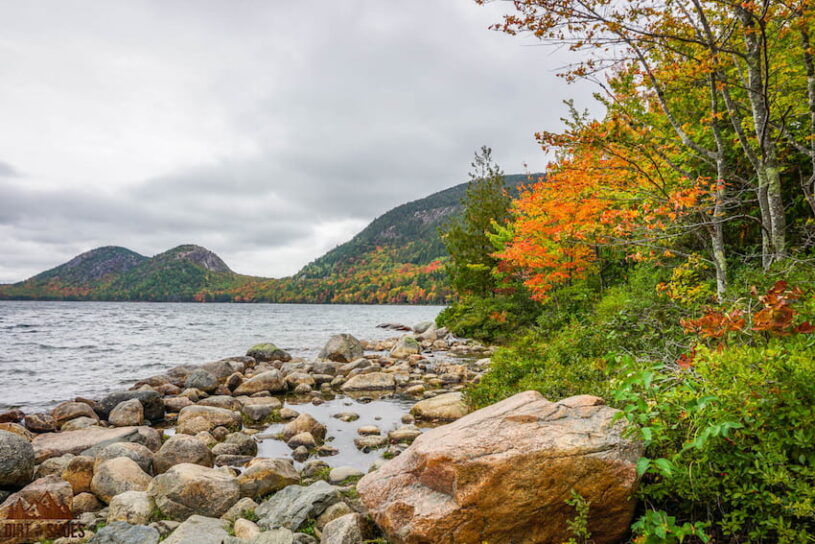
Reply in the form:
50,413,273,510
298,519,317,537
150,506,171,522
239,509,259,522
341,487,360,500
338,474,363,486
312,466,332,482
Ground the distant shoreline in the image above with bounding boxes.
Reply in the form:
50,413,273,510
0,298,448,306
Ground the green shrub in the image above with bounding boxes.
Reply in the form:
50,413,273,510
466,265,685,408
436,294,538,343
613,335,815,543
466,320,613,407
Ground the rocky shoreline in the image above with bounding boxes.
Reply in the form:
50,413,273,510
0,321,643,544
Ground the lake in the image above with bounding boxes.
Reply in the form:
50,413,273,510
0,301,443,412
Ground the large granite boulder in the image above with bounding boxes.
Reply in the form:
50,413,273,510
184,369,219,393
147,463,240,520
256,481,341,531
32,426,161,463
409,392,468,421
107,490,155,525
357,392,643,544
196,395,241,411
24,412,57,433
340,372,396,392
321,513,377,544
109,399,145,427
246,343,292,363
91,457,152,503
319,334,363,363
176,406,241,434
62,455,95,494
153,435,213,474
61,416,101,431
0,422,34,441
52,401,99,425
233,370,287,395
389,336,420,359
92,442,155,474
96,391,165,422
0,430,35,487
88,521,160,544
236,458,300,498
201,357,251,379
162,515,230,544
281,413,326,442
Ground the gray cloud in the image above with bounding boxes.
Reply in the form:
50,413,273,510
0,1,601,283
0,161,19,178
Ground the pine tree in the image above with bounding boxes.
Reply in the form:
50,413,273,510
442,146,511,297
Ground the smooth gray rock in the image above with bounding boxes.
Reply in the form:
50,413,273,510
153,434,213,473
320,513,377,544
32,426,160,464
224,432,258,456
90,457,152,503
340,372,395,392
319,334,363,363
233,371,287,395
247,343,292,363
250,528,295,544
91,442,155,474
148,463,240,520
162,515,229,544
107,490,155,525
390,336,420,358
109,399,144,427
185,369,219,393
0,429,34,486
328,466,364,485
237,458,300,498
88,521,160,544
413,321,434,334
256,481,341,531
242,403,275,422
96,391,165,422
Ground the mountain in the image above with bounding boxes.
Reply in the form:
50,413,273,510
0,246,147,299
0,174,535,303
95,245,238,302
298,173,531,279
28,246,147,286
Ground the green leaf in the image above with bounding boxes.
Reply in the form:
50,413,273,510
654,458,673,477
636,457,651,477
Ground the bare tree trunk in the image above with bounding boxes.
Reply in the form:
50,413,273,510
737,4,786,265
710,76,728,301
800,25,815,216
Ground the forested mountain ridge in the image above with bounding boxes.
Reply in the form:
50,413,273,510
28,246,147,286
0,175,533,303
297,173,531,279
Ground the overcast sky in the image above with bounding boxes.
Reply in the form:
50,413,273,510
0,1,600,283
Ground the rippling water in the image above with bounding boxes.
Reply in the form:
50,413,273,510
0,301,442,412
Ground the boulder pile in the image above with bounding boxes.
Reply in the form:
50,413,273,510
0,323,641,544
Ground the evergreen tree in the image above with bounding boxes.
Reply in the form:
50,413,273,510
442,146,511,297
